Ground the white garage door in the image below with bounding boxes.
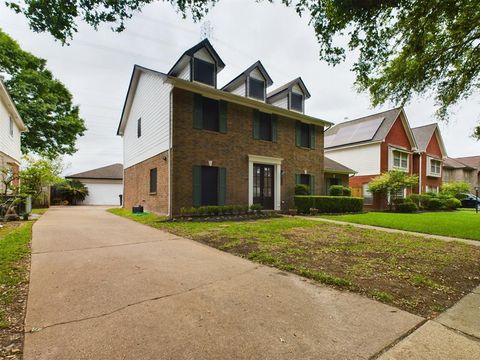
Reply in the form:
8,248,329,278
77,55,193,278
82,182,123,205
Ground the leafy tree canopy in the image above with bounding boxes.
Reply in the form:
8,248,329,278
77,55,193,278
7,0,479,136
368,170,418,209
0,28,86,158
20,156,64,201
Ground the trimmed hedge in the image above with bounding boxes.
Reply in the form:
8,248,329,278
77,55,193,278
294,196,363,214
328,185,352,196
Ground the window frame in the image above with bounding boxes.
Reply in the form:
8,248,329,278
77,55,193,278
299,122,311,148
248,77,265,100
149,168,157,194
391,149,409,171
202,97,220,132
290,92,304,112
427,157,442,177
192,57,215,86
362,183,373,205
258,112,273,141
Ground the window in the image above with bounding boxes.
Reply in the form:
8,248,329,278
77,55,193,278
296,121,315,149
137,118,141,138
193,58,215,86
295,173,315,195
192,166,226,207
193,94,227,133
363,183,373,205
426,185,439,194
392,150,408,170
202,97,219,131
290,93,303,112
428,158,442,177
259,112,272,141
149,168,157,193
249,77,265,100
9,116,13,136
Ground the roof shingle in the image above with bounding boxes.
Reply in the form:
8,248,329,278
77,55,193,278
66,163,123,180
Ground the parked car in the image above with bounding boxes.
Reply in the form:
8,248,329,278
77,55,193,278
461,194,480,208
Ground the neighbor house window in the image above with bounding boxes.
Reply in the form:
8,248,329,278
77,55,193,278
428,158,442,177
149,168,157,193
249,77,265,100
363,183,373,205
193,58,215,86
426,185,439,194
253,111,277,142
192,166,226,207
137,118,141,138
9,117,14,136
392,150,408,171
290,93,303,112
296,121,315,149
193,94,227,133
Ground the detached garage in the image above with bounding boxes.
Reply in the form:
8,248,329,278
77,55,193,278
65,163,123,206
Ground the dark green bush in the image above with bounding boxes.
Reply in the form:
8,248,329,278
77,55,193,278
444,197,461,210
294,196,363,214
396,202,418,213
407,194,421,205
426,197,443,210
249,204,263,212
295,184,310,195
328,185,352,196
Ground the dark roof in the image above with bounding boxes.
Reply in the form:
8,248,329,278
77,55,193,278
324,157,356,174
454,156,480,170
168,39,225,76
443,157,474,169
411,124,437,152
221,61,273,91
66,163,123,180
324,108,415,149
266,77,311,99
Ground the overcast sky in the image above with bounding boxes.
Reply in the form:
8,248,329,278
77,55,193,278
1,1,479,175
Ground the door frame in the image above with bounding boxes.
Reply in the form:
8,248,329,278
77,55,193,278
248,155,282,210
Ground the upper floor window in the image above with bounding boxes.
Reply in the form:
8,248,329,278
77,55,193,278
193,94,227,133
296,121,315,149
253,111,277,142
249,77,265,100
9,116,13,136
392,150,408,170
428,158,442,177
137,118,141,138
193,58,215,86
290,93,303,112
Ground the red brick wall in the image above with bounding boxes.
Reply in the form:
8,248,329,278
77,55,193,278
170,88,325,215
420,131,443,192
381,116,414,174
123,151,169,214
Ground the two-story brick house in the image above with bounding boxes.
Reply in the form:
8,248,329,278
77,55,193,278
0,80,27,192
118,40,332,215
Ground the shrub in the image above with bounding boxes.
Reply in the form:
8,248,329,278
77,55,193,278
444,197,461,210
407,193,421,205
249,204,263,212
295,184,310,195
294,196,363,214
441,182,470,200
396,202,418,213
328,185,352,196
426,197,443,210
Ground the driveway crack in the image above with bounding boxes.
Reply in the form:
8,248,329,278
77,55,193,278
27,265,261,333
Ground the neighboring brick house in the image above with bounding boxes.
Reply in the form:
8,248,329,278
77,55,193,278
324,108,419,209
0,80,27,192
411,124,447,193
443,156,480,192
117,39,333,215
323,157,356,195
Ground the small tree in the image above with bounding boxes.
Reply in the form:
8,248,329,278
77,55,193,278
20,156,63,205
0,166,18,199
368,171,419,211
58,180,89,205
440,182,471,200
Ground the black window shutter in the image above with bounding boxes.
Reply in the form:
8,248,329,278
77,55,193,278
253,110,260,139
192,166,202,207
310,124,316,149
193,94,203,129
295,121,301,146
219,100,228,133
271,114,278,143
217,167,226,206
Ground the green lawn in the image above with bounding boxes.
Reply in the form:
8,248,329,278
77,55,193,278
108,208,480,317
0,222,32,328
318,210,480,241
31,208,49,215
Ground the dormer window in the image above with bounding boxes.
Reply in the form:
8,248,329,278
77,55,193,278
193,58,215,86
290,93,303,112
248,77,265,100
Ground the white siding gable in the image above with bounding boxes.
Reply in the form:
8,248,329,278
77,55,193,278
325,143,381,176
231,83,246,96
292,84,303,94
123,72,172,169
178,64,190,80
271,96,288,109
249,68,264,81
194,48,214,63
0,97,22,163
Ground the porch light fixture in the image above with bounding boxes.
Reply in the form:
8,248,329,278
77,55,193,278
304,169,308,174
208,160,213,166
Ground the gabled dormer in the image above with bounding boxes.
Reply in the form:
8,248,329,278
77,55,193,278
221,61,273,101
266,77,311,113
168,39,225,88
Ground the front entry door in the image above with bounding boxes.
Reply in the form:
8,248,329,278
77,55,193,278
253,164,274,210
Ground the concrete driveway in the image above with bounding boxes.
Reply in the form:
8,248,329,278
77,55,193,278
24,206,423,360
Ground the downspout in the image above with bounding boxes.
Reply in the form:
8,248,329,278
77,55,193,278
168,88,173,218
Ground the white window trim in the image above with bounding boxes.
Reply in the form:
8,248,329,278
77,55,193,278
426,156,442,177
387,188,407,203
388,147,410,172
248,155,282,210
426,185,439,194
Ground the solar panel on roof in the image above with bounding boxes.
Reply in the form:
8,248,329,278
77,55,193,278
325,117,384,148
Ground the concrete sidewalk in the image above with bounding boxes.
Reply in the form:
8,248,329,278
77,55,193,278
24,206,424,360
